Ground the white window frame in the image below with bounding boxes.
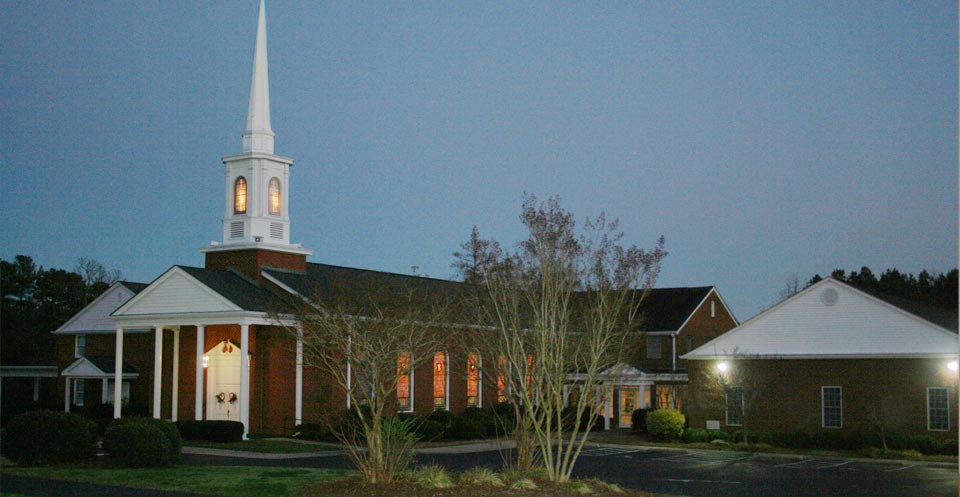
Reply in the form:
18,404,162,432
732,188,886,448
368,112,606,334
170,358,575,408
104,379,131,406
397,352,414,413
710,300,716,318
75,334,86,358
646,336,662,359
466,352,482,409
73,378,85,407
821,386,842,429
927,387,950,431
433,351,449,410
724,386,743,426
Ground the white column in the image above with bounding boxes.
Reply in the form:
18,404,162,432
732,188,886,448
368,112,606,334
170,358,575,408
113,327,124,418
195,325,205,420
672,334,677,372
64,377,71,413
240,323,250,438
171,328,180,421
295,325,303,426
152,326,163,419
604,386,612,430
562,384,570,407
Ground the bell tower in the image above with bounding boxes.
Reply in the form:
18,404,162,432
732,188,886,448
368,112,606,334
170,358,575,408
203,0,311,278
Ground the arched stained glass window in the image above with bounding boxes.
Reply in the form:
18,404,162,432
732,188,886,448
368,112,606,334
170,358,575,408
268,177,281,215
234,177,247,214
433,352,447,409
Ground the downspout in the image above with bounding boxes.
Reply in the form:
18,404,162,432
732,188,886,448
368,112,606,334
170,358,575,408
672,333,677,372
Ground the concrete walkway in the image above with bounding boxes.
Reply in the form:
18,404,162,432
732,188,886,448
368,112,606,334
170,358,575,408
181,439,516,459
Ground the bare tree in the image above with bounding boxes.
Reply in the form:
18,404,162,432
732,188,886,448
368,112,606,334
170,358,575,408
278,284,448,483
779,273,804,301
468,194,666,482
74,258,121,301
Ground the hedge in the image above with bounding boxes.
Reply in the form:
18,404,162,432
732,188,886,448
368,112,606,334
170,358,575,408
1,410,97,465
175,420,244,443
110,417,181,463
103,422,174,467
646,409,685,440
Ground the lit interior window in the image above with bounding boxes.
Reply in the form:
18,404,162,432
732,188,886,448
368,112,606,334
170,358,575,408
268,177,281,215
397,352,411,412
433,352,447,409
234,177,247,214
467,353,480,408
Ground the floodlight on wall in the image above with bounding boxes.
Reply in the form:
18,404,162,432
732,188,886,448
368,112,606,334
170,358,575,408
947,360,958,372
203,356,209,369
716,361,729,373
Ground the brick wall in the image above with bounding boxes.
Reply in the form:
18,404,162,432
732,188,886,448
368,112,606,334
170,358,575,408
205,249,307,281
686,358,959,439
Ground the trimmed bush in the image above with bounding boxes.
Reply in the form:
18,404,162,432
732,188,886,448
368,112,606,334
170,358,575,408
294,423,332,441
810,431,866,451
630,409,651,434
447,413,486,440
175,420,244,443
759,430,811,449
646,409,685,440
427,409,453,429
111,417,181,463
707,430,729,442
416,419,445,442
1,410,97,465
681,428,708,443
103,422,175,467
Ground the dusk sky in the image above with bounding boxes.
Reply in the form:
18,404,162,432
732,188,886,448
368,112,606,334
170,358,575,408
2,1,956,320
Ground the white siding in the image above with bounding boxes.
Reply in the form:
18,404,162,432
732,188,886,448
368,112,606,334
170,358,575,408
118,271,238,316
685,279,957,358
56,284,136,333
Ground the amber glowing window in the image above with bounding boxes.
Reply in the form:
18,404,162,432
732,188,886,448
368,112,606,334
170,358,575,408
234,177,247,214
268,177,281,215
466,353,480,408
524,354,534,391
397,352,412,412
433,352,447,409
497,355,507,403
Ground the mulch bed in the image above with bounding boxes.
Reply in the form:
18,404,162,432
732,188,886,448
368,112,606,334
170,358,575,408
304,476,655,497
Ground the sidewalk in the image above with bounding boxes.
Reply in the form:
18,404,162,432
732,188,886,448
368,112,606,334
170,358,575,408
182,439,516,459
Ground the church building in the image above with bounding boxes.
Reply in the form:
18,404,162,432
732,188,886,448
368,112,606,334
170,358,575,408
52,1,737,437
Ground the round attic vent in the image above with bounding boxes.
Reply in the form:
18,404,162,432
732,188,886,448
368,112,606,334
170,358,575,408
820,288,839,306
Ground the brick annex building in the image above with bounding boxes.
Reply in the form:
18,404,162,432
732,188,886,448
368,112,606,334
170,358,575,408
50,1,737,437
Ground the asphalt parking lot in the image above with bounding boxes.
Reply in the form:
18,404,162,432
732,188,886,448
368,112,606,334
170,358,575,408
178,444,958,497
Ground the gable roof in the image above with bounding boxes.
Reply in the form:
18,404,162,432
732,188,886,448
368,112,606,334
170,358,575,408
682,278,958,360
635,286,718,332
61,355,139,378
54,281,148,334
112,266,291,319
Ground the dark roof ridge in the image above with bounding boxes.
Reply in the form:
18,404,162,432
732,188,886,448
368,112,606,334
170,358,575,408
305,261,462,284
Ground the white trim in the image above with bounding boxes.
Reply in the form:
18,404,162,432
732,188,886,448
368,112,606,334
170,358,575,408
0,366,58,378
171,329,180,422
72,378,85,407
927,387,950,431
821,386,842,429
195,325,205,421
60,357,139,380
675,288,738,334
53,282,140,334
295,326,303,425
152,327,163,419
74,334,86,358
112,266,243,317
240,324,250,438
114,327,124,418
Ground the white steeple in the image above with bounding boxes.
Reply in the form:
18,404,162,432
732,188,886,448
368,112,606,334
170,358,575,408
242,0,274,154
203,0,310,258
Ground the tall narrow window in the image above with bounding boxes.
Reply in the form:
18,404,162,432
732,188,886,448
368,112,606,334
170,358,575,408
234,177,247,214
73,379,85,407
928,387,949,431
524,354,535,391
497,355,508,403
467,353,480,408
397,352,412,412
75,334,86,358
268,177,281,215
725,386,743,426
433,352,447,410
822,386,842,428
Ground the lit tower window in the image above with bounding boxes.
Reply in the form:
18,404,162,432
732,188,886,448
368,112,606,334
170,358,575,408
234,177,247,214
268,177,281,215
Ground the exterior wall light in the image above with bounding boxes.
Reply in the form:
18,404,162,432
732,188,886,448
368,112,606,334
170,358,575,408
716,361,729,373
202,356,209,369
947,360,958,372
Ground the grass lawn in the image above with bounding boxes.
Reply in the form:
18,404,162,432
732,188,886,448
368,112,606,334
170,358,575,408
183,438,341,453
3,465,352,497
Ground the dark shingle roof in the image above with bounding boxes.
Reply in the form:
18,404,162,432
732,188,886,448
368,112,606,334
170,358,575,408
119,281,150,294
177,266,293,312
634,286,714,331
849,284,958,332
85,355,139,374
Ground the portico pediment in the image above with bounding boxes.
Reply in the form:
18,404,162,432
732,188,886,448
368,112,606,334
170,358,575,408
113,267,241,317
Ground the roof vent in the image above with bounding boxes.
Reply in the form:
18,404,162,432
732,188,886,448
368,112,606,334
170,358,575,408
820,288,839,306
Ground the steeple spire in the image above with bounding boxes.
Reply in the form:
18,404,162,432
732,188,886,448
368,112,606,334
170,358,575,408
242,0,274,154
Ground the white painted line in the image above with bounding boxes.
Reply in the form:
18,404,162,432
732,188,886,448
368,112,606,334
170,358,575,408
816,461,850,469
656,478,743,485
883,463,919,473
775,458,813,468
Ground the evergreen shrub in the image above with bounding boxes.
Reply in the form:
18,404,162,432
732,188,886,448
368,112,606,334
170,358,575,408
1,410,97,465
645,409,685,440
103,422,175,467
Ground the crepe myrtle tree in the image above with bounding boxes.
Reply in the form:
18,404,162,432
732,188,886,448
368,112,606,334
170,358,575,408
275,284,450,484
459,193,666,482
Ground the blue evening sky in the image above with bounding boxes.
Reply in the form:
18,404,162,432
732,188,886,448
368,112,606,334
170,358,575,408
1,1,956,320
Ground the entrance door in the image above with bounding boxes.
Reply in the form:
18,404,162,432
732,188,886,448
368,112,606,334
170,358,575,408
618,386,639,428
205,340,241,421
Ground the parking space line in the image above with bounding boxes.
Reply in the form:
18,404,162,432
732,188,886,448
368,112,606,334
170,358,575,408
775,458,813,468
816,461,850,469
883,463,919,473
